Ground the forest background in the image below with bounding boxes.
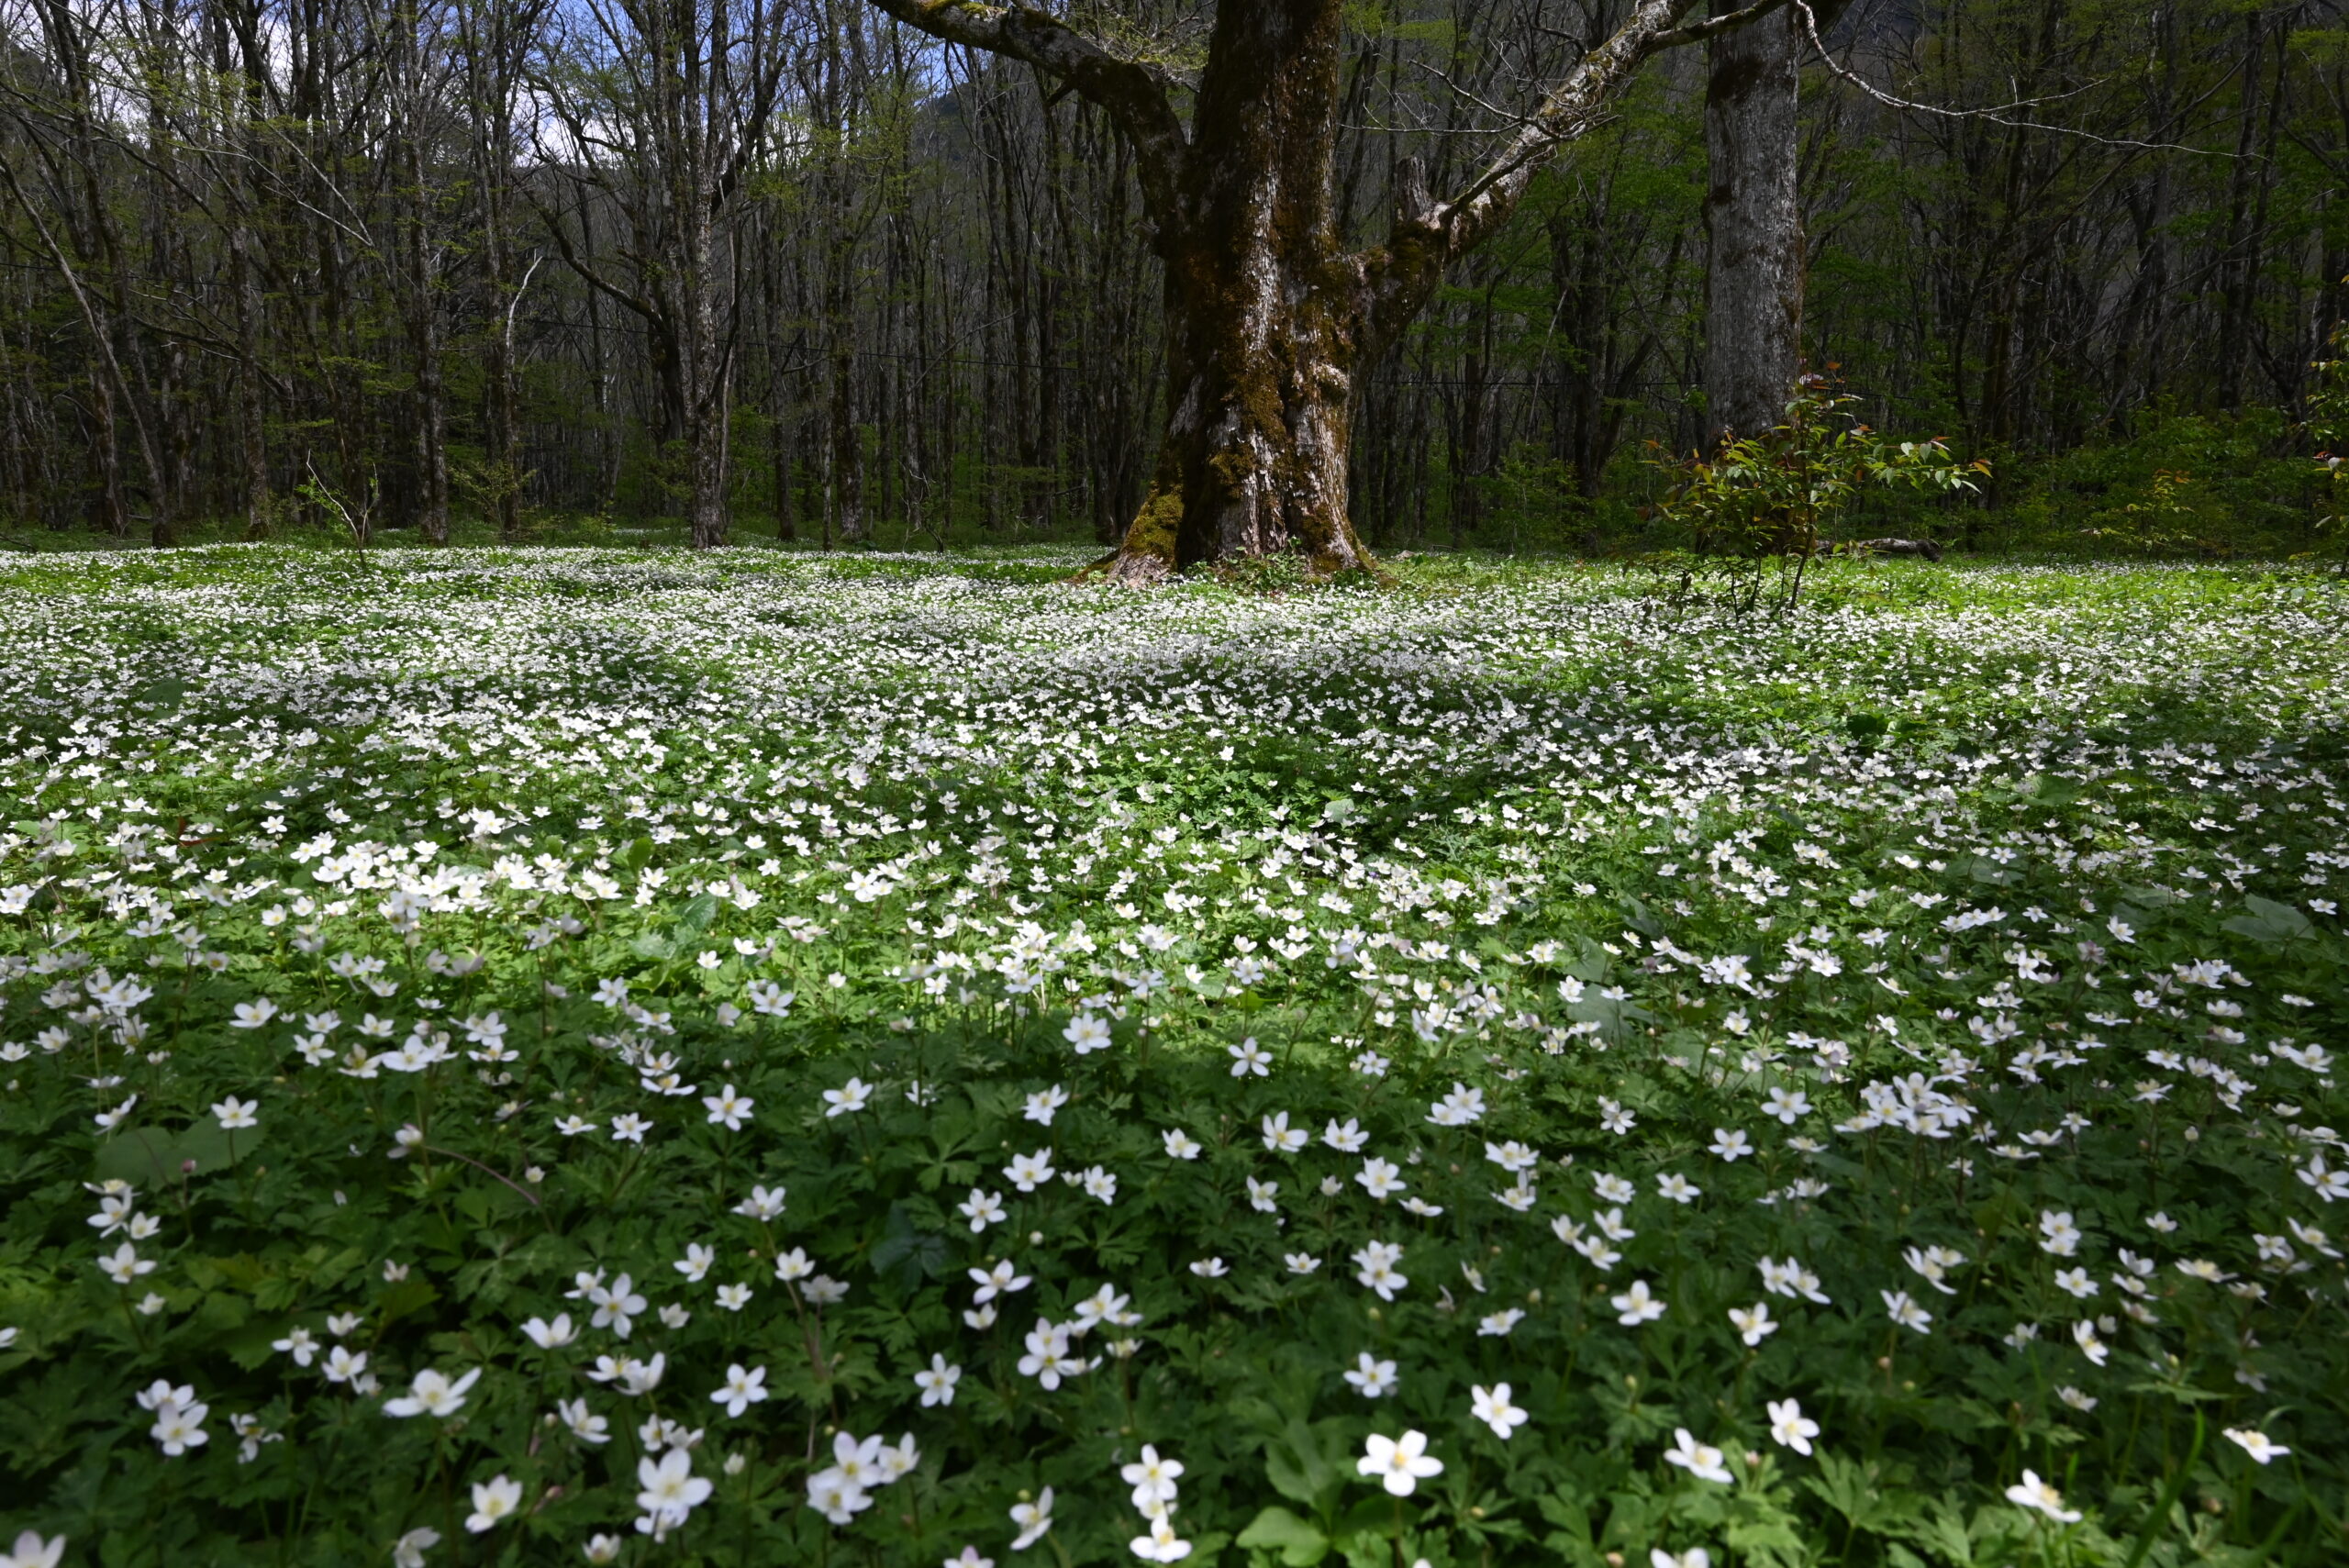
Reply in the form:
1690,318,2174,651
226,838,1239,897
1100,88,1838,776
2,0,2346,562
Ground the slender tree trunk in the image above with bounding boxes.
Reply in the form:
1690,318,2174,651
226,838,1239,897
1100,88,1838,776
1702,1,1801,448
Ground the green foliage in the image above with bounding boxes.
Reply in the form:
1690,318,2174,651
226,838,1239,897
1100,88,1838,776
0,547,2343,1566
2004,411,2322,560
1641,381,1986,610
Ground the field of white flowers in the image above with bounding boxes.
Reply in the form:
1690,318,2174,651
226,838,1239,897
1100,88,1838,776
0,546,2343,1568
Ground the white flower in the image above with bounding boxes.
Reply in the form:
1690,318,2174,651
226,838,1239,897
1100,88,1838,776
1766,1398,1819,1456
1356,1156,1407,1199
1284,1252,1320,1274
2223,1428,2289,1464
384,1367,481,1418
1161,1129,1202,1160
806,1466,872,1525
1005,1151,1056,1192
1611,1279,1666,1326
1729,1303,1776,1345
1358,1430,1443,1496
1426,1082,1486,1126
464,1474,523,1533
968,1260,1032,1304
1129,1516,1193,1563
1017,1318,1085,1388
823,1077,873,1117
1009,1486,1055,1550
391,1527,441,1568
556,1397,610,1445
1477,1307,1524,1337
96,1241,155,1285
734,1184,787,1220
958,1190,1007,1232
1324,1118,1369,1151
3,1533,66,1568
1662,1428,1732,1485
1470,1382,1527,1439
702,1084,754,1130
1120,1444,1185,1507
1260,1112,1308,1153
1343,1352,1397,1396
1351,1240,1407,1300
150,1396,211,1455
1022,1084,1070,1125
1651,1552,1711,1568
1065,1015,1113,1054
229,997,279,1029
1882,1290,1932,1334
710,1362,768,1418
914,1353,962,1407
676,1244,715,1283
211,1095,260,1130
1227,1039,1271,1076
520,1313,577,1349
2004,1469,2081,1522
636,1446,714,1531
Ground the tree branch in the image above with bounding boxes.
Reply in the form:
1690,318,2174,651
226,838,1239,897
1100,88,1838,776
863,1,1188,226
1362,0,1705,350
1649,0,1790,51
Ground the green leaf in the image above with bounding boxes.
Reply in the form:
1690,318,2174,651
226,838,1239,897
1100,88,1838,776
2222,894,2313,949
1238,1507,1330,1566
869,1202,952,1291
94,1121,250,1185
675,894,719,938
2018,773,2080,807
375,1276,441,1329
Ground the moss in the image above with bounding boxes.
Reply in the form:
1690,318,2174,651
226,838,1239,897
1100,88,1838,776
1074,484,1184,585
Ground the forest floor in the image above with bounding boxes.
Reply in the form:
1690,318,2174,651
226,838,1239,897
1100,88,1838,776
0,547,2343,1566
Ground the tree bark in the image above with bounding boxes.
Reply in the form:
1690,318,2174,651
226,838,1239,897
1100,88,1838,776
1702,0,1801,449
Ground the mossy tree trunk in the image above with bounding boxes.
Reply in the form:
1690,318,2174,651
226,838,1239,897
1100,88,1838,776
869,0,1763,581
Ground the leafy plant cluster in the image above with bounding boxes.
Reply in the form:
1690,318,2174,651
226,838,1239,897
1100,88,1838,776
0,547,2344,1568
1641,381,1987,612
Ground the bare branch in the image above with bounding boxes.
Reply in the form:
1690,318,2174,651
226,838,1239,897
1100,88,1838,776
1788,0,2233,158
863,1,1188,225
1650,0,1791,52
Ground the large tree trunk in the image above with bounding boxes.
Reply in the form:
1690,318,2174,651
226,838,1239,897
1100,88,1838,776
1110,243,1371,582
1702,0,1802,448
870,0,1726,582
1101,0,1374,583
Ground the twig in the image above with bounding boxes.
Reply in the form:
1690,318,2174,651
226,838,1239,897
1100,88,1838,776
1791,0,2237,158
424,1144,542,1208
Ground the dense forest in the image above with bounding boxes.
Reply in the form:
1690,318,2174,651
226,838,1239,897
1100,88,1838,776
2,0,2345,555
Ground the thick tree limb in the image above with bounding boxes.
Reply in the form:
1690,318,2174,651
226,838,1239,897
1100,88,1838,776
863,1,1188,223
1362,0,1706,349
1649,0,1791,50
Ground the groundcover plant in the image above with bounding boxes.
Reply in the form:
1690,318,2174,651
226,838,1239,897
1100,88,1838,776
0,547,2343,1567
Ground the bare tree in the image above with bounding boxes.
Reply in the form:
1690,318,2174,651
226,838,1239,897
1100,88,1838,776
534,0,791,545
